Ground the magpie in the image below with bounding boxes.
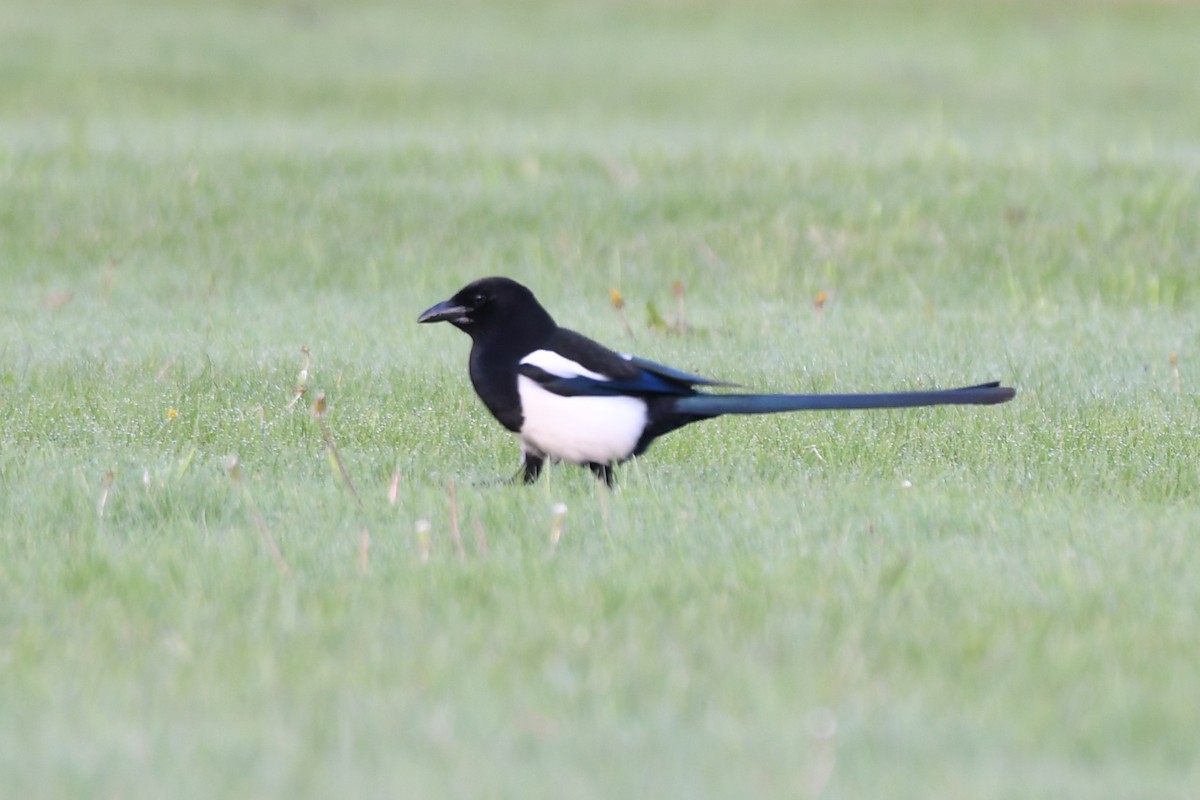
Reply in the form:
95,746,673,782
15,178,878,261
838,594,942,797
418,277,1015,486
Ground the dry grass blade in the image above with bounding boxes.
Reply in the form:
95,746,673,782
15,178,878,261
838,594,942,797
549,502,567,552
357,527,370,574
287,346,311,410
313,391,360,506
609,288,634,337
226,455,290,575
447,479,465,561
473,519,489,559
96,470,115,519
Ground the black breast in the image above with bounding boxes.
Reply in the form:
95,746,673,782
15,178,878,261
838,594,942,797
468,345,524,432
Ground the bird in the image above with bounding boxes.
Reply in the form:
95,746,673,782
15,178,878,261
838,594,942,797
418,276,1015,486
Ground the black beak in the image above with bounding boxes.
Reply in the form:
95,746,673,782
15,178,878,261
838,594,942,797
417,299,470,324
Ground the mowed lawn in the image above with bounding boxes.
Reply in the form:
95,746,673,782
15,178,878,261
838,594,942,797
2,1,1199,797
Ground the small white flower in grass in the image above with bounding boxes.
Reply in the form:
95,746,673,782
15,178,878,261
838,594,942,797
805,706,837,739
415,519,432,564
803,706,838,797
550,502,568,550
900,479,913,489
162,632,191,661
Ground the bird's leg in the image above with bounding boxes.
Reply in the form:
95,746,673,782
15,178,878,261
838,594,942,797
587,462,616,488
472,454,543,487
521,453,545,484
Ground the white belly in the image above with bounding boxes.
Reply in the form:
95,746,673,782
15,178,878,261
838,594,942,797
516,375,648,464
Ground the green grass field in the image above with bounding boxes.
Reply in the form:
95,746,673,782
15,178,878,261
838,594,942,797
3,1,1199,797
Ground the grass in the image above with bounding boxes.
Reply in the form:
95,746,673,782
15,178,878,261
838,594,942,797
2,0,1200,797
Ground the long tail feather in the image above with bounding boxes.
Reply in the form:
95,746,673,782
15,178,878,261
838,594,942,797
673,381,1015,417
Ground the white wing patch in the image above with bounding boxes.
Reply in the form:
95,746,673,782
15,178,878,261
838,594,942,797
516,376,647,465
519,349,609,381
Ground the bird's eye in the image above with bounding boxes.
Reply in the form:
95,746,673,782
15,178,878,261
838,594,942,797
471,292,487,306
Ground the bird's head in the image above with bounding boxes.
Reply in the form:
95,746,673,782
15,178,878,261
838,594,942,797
418,276,554,341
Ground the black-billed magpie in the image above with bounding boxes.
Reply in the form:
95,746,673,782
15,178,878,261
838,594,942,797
419,277,1015,485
